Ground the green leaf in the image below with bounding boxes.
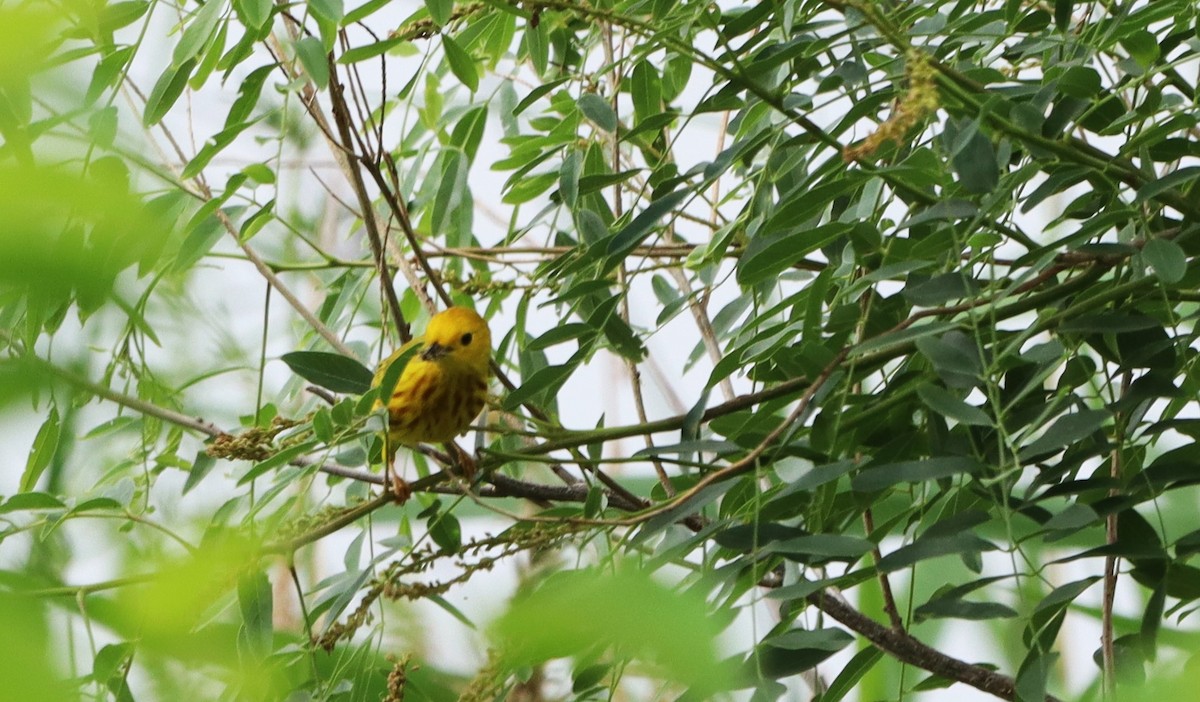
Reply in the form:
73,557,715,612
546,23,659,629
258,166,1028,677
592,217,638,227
877,532,998,572
898,199,977,229
633,439,738,458
237,570,273,658
852,456,983,492
767,535,874,564
281,351,373,394
493,567,731,694
442,34,478,92
624,111,676,143
583,485,608,517
1054,0,1072,29
87,46,136,104
173,0,225,68
239,440,318,484
1142,238,1187,284
820,647,885,702
183,450,217,495
527,323,594,351
173,200,227,273
190,22,227,89
72,497,123,513
21,407,60,493
1016,652,1054,702
764,177,863,234
238,199,274,242
559,149,581,208
512,78,569,116
452,106,488,163
916,597,1018,621
424,0,452,24
143,59,196,126
951,127,999,194
915,330,982,387
432,151,468,235
595,305,646,361
0,492,66,514
713,523,805,552
0,160,177,305
851,320,958,357
423,593,475,631
338,37,405,63
573,663,611,693
756,628,855,678
737,223,849,287
605,189,689,265
98,2,149,33
1042,502,1101,534
294,36,329,88
502,171,557,204
630,60,661,125
242,162,275,184
88,106,118,147
344,0,390,22
1034,576,1099,616
1136,166,1200,203
308,0,343,24
525,19,547,75
578,93,618,132
182,118,263,180
773,459,858,496
92,642,135,701
224,64,273,128
429,511,462,552
503,361,574,411
1021,408,1109,457
577,168,640,196
661,51,692,102
903,272,981,306
918,384,993,426
1120,30,1159,68
1058,312,1159,334
233,0,272,30
576,209,609,245
1058,66,1101,98
312,408,333,442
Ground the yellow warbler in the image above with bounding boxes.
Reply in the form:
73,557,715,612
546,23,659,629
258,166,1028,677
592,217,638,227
372,306,491,494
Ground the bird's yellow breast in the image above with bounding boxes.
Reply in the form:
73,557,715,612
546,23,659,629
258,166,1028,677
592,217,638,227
372,306,492,447
384,356,488,444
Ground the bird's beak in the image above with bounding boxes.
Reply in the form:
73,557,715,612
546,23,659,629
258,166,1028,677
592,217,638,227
420,341,449,361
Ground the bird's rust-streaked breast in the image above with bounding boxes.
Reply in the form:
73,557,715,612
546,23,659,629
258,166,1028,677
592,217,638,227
387,361,486,444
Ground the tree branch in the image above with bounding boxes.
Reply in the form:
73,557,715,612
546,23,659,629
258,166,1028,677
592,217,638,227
807,590,1060,702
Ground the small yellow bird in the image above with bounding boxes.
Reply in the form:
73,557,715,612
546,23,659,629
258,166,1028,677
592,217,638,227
372,306,492,498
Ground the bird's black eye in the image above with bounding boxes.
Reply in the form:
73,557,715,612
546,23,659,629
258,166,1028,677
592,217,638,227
461,332,473,346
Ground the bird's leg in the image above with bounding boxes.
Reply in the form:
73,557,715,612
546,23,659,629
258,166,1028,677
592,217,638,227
383,452,412,504
390,473,412,504
442,441,478,484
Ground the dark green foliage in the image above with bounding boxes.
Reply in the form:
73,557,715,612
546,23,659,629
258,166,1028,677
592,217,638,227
5,0,1200,700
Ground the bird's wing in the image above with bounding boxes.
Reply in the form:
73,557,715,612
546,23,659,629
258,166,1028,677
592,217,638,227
372,336,423,398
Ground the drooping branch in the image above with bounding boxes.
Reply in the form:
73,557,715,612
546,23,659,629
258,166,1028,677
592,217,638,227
806,590,1060,702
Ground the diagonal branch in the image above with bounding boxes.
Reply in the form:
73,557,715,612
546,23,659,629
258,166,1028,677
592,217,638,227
324,57,410,343
806,590,1060,702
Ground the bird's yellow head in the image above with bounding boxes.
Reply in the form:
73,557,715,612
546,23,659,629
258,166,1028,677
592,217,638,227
419,306,492,372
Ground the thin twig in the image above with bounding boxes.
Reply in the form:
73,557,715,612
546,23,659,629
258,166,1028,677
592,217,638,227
325,55,410,343
864,508,905,631
24,574,157,598
1102,371,1132,697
